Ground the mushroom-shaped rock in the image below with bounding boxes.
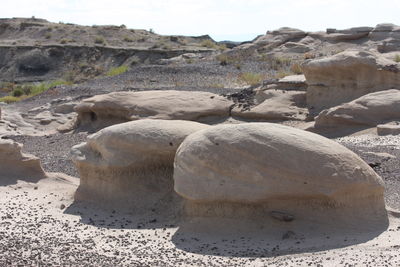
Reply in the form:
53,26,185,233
75,90,233,130
315,89,400,128
71,119,209,209
0,139,46,180
174,123,385,221
302,49,400,114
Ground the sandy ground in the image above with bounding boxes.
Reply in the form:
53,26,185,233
0,168,400,266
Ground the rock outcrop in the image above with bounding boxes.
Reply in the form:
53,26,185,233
377,122,400,136
302,50,400,114
253,27,307,51
75,90,233,130
71,119,208,209
174,123,385,221
315,89,400,128
262,75,307,91
0,139,46,179
369,23,400,52
232,90,307,121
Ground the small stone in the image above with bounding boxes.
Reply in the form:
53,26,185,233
270,211,295,222
282,230,296,240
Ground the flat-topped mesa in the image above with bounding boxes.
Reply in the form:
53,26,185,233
0,139,46,180
302,49,400,114
71,119,209,210
74,90,234,131
174,123,386,226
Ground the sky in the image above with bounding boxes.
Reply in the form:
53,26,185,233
1,0,400,41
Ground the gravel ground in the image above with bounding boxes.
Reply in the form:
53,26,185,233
11,133,88,177
337,135,400,210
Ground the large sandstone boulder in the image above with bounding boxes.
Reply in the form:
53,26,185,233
302,50,400,114
174,123,385,220
0,139,46,180
71,119,209,209
75,90,233,130
232,90,307,121
315,89,400,128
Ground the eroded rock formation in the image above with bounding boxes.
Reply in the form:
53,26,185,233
174,123,385,222
0,139,46,180
315,89,400,128
71,119,209,209
75,90,234,130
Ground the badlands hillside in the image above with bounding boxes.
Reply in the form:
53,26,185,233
0,18,400,266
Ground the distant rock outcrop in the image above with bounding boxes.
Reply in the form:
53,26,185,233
71,119,208,209
174,123,385,221
302,50,400,114
75,90,234,130
315,89,400,128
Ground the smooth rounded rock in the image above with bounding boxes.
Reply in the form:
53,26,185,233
71,119,209,209
174,123,385,219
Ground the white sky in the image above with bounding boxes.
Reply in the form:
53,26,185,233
1,0,400,41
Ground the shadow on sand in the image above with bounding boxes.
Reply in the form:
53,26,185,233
170,215,389,258
64,196,390,258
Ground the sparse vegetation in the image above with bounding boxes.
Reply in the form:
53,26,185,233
395,54,400,63
45,33,52,39
304,52,316,59
290,63,303,74
106,65,128,76
0,80,72,103
216,53,238,65
238,72,263,86
123,36,134,42
275,71,291,79
60,39,67,44
11,88,24,97
200,40,219,49
209,83,224,88
94,36,105,44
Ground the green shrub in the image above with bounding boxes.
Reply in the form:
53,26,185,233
0,95,22,103
0,80,72,103
238,72,263,86
94,36,105,44
106,65,128,76
200,39,218,49
395,54,400,63
11,88,24,97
